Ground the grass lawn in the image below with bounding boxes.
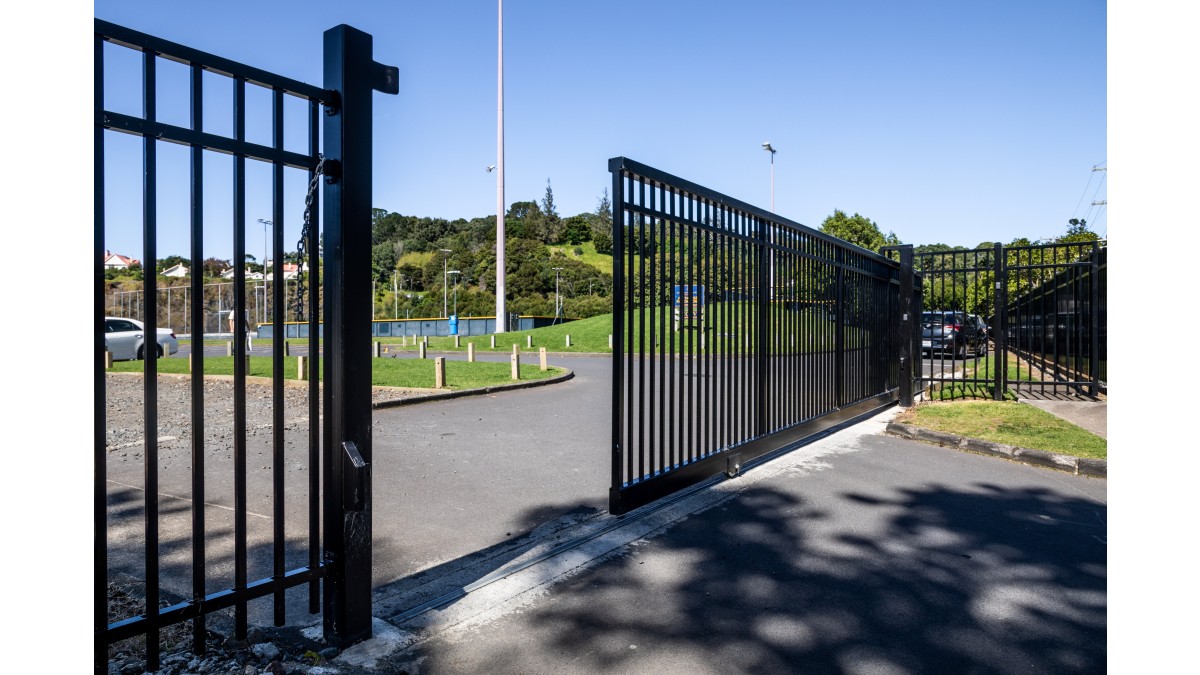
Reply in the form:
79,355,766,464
927,353,1039,401
896,400,1106,460
547,241,612,273
110,356,564,390
377,313,616,354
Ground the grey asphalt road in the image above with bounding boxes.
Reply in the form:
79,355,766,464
375,412,1107,674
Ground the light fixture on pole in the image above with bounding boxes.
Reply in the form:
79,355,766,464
761,143,776,212
257,218,272,324
551,266,563,323
439,249,452,317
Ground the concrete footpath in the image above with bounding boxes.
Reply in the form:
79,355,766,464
321,405,1107,675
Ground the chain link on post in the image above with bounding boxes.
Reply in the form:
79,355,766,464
293,155,325,322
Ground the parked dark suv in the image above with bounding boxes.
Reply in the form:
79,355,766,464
921,310,986,359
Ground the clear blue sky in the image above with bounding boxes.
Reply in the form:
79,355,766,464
91,0,1105,263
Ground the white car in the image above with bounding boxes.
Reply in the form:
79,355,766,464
105,316,180,361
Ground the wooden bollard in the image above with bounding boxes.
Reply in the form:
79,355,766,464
105,350,114,369
423,335,429,345
526,335,532,349
467,343,475,362
511,352,520,380
490,335,496,349
434,356,446,388
455,335,461,348
226,341,233,356
419,342,427,359
284,341,290,356
565,334,572,348
608,334,613,349
539,347,547,371
373,341,381,358
512,343,519,355
297,355,308,381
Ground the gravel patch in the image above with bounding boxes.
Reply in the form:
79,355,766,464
103,373,431,674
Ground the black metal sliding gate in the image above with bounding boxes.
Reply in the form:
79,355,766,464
95,19,396,672
885,240,1106,401
609,158,903,515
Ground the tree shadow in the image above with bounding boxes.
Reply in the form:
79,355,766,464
399,480,1105,673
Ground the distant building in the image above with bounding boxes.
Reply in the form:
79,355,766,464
162,263,189,278
104,250,140,270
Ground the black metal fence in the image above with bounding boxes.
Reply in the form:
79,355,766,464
95,19,395,672
1005,243,1106,395
886,240,1106,401
609,158,903,515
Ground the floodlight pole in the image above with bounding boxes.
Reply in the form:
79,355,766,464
494,0,507,333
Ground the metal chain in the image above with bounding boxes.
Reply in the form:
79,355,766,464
294,155,324,322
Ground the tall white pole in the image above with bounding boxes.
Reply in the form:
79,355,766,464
495,0,507,333
770,152,775,213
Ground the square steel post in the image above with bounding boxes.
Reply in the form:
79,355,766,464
992,242,1006,401
1088,242,1100,397
322,24,398,647
897,246,915,407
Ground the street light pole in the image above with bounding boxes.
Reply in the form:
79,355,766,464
448,270,461,317
439,248,452,317
494,0,507,333
552,266,563,323
257,218,272,323
761,143,776,212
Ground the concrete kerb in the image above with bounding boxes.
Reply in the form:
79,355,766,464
884,421,1106,478
108,367,577,408
372,369,575,410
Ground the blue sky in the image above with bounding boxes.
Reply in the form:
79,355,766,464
90,0,1106,263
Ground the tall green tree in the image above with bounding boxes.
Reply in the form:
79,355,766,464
592,188,614,254
538,178,563,244
818,209,900,253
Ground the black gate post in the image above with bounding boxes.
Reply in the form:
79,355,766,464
834,248,845,407
322,24,398,647
897,245,915,407
992,242,1007,401
1088,241,1100,397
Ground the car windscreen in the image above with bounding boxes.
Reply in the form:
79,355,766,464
921,313,961,325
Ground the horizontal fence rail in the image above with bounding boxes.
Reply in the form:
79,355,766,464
96,18,333,672
609,158,902,515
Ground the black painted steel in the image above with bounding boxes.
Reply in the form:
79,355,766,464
321,24,398,647
608,158,903,515
887,241,1107,401
95,18,392,671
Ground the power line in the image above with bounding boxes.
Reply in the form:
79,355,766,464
1071,161,1105,221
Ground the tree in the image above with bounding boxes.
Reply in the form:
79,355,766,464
538,179,563,244
1060,218,1101,244
157,255,188,274
592,189,614,255
506,201,543,240
818,209,899,253
201,257,230,278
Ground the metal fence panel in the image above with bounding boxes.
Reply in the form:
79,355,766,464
608,158,902,515
886,241,1107,401
95,19,393,672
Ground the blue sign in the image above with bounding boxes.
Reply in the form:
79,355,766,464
673,285,705,322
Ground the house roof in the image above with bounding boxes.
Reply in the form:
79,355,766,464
104,250,141,267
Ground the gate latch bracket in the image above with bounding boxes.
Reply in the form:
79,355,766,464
342,441,369,511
